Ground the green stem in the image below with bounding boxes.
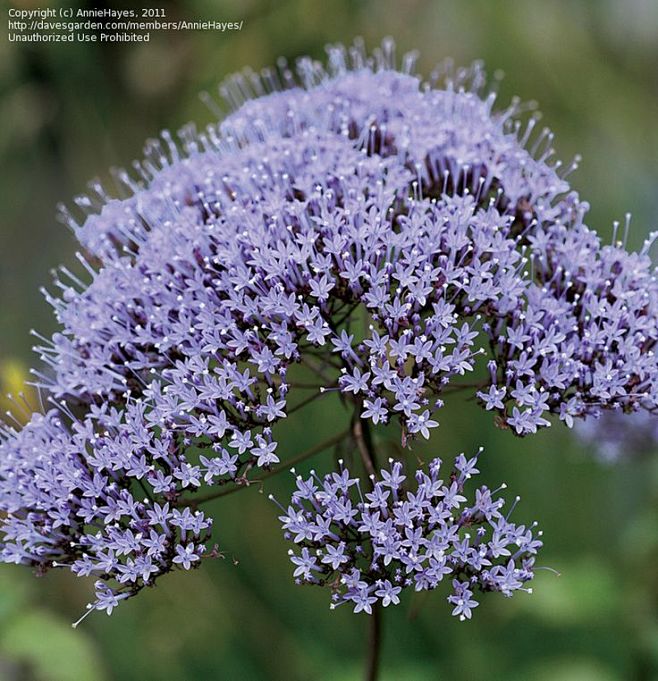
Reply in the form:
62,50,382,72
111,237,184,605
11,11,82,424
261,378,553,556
351,403,384,680
352,402,378,488
181,428,351,507
365,602,383,681
285,389,328,416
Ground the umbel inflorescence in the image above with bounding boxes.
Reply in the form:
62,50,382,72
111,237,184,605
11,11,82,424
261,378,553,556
274,451,541,618
1,39,656,623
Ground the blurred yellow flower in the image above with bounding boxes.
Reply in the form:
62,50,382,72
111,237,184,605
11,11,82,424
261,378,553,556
0,358,36,425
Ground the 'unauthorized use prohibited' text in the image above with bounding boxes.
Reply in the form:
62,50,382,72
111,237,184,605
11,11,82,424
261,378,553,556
7,7,243,43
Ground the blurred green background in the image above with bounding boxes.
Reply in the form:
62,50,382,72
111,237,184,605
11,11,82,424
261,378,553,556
2,1,658,679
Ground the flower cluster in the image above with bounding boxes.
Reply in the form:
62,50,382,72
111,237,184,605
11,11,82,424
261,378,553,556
45,42,656,440
0,407,213,620
275,450,541,617
1,39,655,616
480,220,658,434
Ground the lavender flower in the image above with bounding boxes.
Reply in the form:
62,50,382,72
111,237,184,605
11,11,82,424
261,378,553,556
0,407,212,618
483,219,658,434
274,450,541,618
43,43,656,442
1,39,656,616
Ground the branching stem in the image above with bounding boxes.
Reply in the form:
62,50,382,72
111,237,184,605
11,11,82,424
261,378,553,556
181,427,350,507
352,402,378,489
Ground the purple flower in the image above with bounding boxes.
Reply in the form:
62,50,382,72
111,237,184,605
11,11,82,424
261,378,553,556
375,580,402,607
448,581,479,621
289,547,320,581
350,587,378,615
173,544,202,570
275,450,541,618
2,38,655,619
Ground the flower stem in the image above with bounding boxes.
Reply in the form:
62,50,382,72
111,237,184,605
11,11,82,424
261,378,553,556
181,427,351,507
352,404,384,679
365,602,383,681
352,402,378,488
285,390,326,416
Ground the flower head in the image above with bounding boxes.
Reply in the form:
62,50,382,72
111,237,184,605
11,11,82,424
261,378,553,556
275,450,541,617
1,39,655,614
